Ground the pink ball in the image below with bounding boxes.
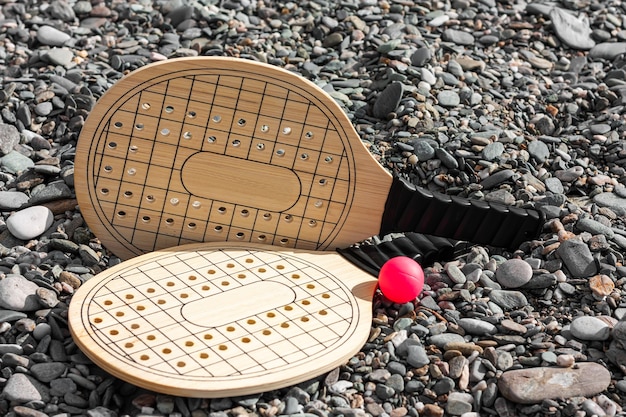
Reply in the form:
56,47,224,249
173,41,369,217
378,257,424,303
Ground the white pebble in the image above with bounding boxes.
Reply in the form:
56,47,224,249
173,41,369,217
6,206,54,240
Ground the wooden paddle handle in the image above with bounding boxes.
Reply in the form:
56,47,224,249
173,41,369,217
379,177,544,250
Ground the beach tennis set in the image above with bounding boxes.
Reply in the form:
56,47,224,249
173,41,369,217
69,57,544,397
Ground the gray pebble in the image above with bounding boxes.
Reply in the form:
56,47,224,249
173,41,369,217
577,218,614,239
437,90,460,107
414,140,435,161
0,191,29,210
36,25,71,46
0,123,20,155
1,151,35,173
442,29,475,45
406,345,429,368
570,316,611,341
556,239,598,278
458,318,497,336
2,373,51,402
30,362,67,383
495,259,533,288
372,82,403,119
0,275,42,311
488,289,528,310
410,47,431,66
528,140,550,163
482,142,504,161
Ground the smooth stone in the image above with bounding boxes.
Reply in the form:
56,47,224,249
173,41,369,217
0,150,35,173
433,377,455,395
594,192,626,216
445,263,466,285
34,101,54,116
410,47,431,66
50,378,78,396
36,25,71,46
0,123,20,154
437,90,460,107
414,140,435,161
406,345,429,368
0,191,29,210
0,275,41,311
30,182,73,204
30,362,67,383
420,68,437,85
36,287,59,308
482,141,504,161
0,344,23,355
429,333,465,348
442,29,475,45
458,318,497,336
576,218,614,238
0,310,28,322
556,239,598,278
6,206,54,240
555,166,584,183
544,177,564,194
520,273,557,290
446,392,473,415
498,363,611,404
2,373,51,403
570,316,611,341
589,42,626,60
435,148,458,169
488,290,528,310
373,82,403,119
480,169,515,190
549,7,595,50
528,140,550,163
45,48,74,68
495,259,533,288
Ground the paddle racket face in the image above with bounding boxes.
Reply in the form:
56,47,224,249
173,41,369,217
75,57,392,260
68,242,377,397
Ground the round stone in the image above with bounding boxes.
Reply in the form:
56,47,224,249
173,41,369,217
495,259,533,288
6,206,54,240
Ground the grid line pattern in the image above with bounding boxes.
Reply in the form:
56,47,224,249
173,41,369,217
90,70,354,255
81,248,358,380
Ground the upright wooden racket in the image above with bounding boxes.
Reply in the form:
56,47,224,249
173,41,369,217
75,57,543,259
68,242,378,398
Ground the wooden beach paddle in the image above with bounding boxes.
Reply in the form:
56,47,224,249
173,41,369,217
75,57,543,260
68,242,379,398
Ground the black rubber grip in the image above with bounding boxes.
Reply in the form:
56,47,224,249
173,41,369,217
379,176,544,251
337,233,471,276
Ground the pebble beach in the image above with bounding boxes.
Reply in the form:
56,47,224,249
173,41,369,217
3,0,626,416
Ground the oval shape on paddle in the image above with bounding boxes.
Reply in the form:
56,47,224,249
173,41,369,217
181,280,296,327
181,152,301,212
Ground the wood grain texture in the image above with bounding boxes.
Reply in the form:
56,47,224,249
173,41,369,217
75,57,392,260
68,242,378,397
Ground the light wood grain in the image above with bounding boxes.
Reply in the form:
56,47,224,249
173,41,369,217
68,242,378,397
75,57,392,260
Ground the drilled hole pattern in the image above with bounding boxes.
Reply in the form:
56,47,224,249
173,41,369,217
87,67,353,257
80,248,356,381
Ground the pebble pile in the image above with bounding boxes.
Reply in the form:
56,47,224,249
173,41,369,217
2,0,626,416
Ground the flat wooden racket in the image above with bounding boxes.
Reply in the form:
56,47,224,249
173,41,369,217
75,57,543,260
68,242,378,398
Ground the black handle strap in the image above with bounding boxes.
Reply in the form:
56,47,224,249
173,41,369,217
379,176,544,251
337,233,473,276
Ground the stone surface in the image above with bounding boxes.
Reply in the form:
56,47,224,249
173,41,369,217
498,363,611,404
495,259,533,288
6,206,54,240
0,275,42,311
